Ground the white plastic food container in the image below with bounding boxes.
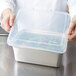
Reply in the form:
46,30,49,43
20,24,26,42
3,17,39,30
7,9,70,67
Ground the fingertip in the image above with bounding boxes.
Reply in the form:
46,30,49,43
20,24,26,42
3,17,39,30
10,22,13,26
68,37,72,42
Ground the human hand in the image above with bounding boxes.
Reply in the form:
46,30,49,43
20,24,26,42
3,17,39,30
1,8,15,32
67,15,76,41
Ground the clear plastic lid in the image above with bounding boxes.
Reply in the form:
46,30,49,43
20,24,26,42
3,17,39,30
7,9,70,53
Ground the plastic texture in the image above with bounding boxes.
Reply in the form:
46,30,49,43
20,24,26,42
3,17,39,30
7,9,70,53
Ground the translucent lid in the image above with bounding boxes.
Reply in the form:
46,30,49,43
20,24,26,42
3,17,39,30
7,9,70,53
13,9,70,34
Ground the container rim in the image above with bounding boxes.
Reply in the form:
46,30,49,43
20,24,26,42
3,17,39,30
7,38,67,54
7,9,69,54
19,8,70,16
11,44,67,54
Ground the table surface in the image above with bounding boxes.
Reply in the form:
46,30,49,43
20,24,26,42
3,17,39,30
0,28,76,76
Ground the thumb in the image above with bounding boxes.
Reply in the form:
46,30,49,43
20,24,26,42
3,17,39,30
9,14,15,26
